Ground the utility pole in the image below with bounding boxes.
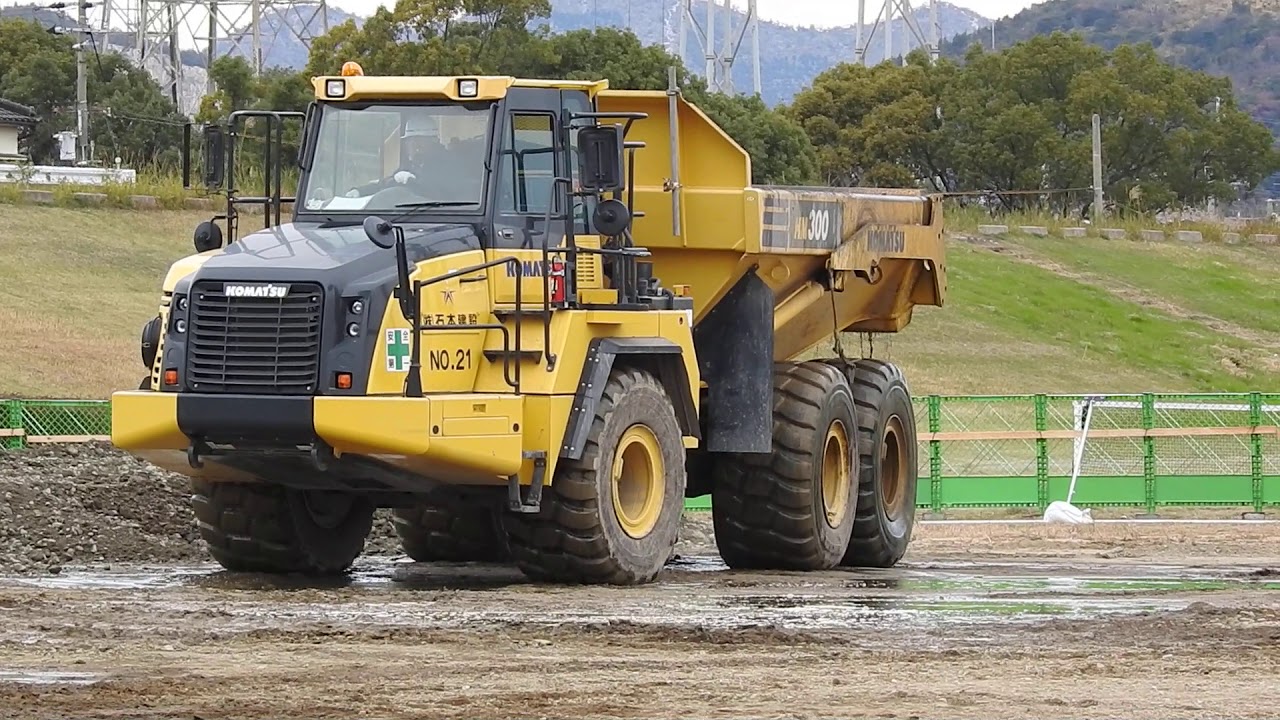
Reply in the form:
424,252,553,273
1092,113,1104,219
76,0,90,165
46,1,94,164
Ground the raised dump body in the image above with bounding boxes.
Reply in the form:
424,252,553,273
597,89,945,361
108,71,946,587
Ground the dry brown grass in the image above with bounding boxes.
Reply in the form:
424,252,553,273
0,205,204,398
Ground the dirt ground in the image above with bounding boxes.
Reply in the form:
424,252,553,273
1,444,1278,719
0,524,1276,719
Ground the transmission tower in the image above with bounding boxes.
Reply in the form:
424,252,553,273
96,0,328,112
854,0,938,66
674,0,760,96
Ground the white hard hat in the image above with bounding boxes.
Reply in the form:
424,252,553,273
402,114,439,139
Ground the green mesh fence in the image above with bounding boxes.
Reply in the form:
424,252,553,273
3,394,1278,512
5,400,113,447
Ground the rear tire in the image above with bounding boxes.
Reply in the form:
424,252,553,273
191,480,375,575
502,367,686,585
392,488,510,562
711,361,859,570
830,359,919,568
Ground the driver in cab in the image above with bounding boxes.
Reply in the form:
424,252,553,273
344,116,447,198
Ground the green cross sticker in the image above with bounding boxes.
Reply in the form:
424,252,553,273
385,328,410,372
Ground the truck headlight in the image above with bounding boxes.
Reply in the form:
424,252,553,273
458,79,478,98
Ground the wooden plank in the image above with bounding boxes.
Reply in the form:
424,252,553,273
927,426,1278,442
25,435,110,444
0,429,24,438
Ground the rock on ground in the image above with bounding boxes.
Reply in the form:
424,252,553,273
0,443,720,575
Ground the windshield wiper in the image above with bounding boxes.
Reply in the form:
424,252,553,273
393,201,480,208
312,202,478,228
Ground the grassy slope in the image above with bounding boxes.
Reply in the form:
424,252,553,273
1,204,1278,399
0,206,195,399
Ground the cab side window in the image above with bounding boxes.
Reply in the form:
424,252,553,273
498,113,558,215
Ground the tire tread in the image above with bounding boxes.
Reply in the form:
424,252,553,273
712,361,857,570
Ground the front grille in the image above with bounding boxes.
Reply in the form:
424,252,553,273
185,281,322,395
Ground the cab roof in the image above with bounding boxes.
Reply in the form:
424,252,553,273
311,74,611,102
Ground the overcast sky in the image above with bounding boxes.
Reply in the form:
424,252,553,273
751,0,1046,23
0,0,1049,25
316,0,1048,24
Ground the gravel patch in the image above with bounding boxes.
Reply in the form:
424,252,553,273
0,443,719,574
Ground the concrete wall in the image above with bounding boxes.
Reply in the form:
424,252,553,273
0,163,137,185
0,125,19,158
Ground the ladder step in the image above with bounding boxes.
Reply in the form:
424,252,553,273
492,308,553,320
483,349,543,363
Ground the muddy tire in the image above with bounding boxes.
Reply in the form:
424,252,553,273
191,479,375,575
834,358,918,568
392,489,510,562
711,361,859,570
502,367,686,585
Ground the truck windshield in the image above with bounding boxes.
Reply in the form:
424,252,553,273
300,102,491,214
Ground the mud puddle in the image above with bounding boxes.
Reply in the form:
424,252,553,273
3,554,1262,637
0,670,102,686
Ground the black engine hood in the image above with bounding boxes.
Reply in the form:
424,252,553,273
183,220,482,288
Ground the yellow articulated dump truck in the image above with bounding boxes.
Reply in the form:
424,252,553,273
110,64,946,585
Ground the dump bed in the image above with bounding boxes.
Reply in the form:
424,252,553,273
596,89,946,362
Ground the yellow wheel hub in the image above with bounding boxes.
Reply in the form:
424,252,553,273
612,424,665,539
821,419,851,528
881,415,909,520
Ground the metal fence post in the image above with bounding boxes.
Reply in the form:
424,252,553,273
1035,393,1048,512
2,400,22,450
1142,392,1156,515
928,395,942,514
1250,392,1264,514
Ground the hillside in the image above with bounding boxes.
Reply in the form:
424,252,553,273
942,0,1280,195
1,203,1277,400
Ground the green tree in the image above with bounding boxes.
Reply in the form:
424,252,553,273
788,49,953,189
0,18,76,162
0,17,185,167
788,31,1280,213
87,53,187,169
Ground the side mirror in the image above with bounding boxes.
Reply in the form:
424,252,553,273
202,125,225,189
193,219,223,253
362,215,396,249
577,125,625,194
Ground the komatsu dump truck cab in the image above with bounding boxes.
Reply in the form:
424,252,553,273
111,64,946,585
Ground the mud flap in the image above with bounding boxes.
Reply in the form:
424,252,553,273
560,338,699,461
692,270,774,454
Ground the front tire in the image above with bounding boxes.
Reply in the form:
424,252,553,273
391,488,510,562
502,367,686,585
191,480,375,575
711,361,860,570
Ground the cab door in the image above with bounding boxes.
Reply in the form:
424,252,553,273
489,89,567,309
